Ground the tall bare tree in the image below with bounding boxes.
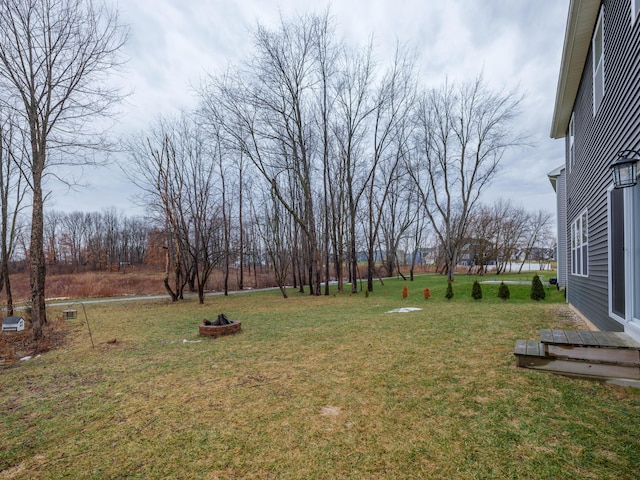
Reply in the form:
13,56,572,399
127,118,188,301
409,76,523,282
0,114,27,316
0,0,128,338
332,41,375,293
363,46,416,292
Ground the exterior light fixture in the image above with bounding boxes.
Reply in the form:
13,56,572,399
611,150,640,189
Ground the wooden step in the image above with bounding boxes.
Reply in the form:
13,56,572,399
539,329,640,349
514,338,640,384
538,329,640,365
545,344,640,365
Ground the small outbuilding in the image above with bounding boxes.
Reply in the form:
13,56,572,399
2,316,25,332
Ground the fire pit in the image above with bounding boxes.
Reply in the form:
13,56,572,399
199,313,241,338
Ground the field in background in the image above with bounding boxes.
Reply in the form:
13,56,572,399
6,265,556,305
5,266,284,304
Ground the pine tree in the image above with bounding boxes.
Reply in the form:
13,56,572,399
423,287,431,300
445,281,454,300
498,281,510,301
471,280,483,300
402,285,408,299
530,274,546,301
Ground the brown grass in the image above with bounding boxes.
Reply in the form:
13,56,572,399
6,266,283,304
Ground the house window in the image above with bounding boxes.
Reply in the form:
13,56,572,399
593,7,605,113
571,211,588,277
568,113,575,171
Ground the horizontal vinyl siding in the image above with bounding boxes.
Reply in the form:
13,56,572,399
557,170,568,287
566,0,640,332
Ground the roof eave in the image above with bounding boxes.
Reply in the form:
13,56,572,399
550,0,601,139
547,165,565,191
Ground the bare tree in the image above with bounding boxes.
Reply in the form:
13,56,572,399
252,191,291,298
0,0,128,338
363,46,416,292
518,209,553,273
127,118,188,301
204,13,335,296
409,76,523,282
127,113,223,303
465,204,499,275
490,200,528,274
0,114,27,315
331,41,376,293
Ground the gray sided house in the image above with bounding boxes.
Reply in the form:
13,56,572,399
551,0,640,341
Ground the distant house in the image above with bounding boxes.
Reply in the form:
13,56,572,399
2,317,25,332
550,0,640,341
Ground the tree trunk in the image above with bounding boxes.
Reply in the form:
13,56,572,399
30,162,46,340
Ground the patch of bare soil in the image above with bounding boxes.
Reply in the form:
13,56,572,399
0,317,68,365
552,305,590,330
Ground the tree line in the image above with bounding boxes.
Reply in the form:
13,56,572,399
125,10,548,302
0,2,553,339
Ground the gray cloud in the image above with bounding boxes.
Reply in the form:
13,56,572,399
49,0,569,224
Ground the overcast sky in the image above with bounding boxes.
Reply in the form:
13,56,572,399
48,0,570,222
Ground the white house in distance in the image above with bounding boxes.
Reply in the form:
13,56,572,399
550,0,640,342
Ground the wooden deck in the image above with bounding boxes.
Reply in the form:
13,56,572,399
539,329,640,348
514,329,640,386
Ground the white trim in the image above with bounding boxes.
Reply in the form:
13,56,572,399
630,185,640,325
607,184,640,330
550,1,601,138
592,6,605,115
568,113,575,172
624,187,635,322
624,321,640,344
608,185,626,323
570,209,589,277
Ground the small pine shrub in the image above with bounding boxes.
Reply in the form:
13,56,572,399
471,280,482,300
445,281,454,300
402,285,408,299
497,281,510,301
423,287,431,300
365,289,369,298
530,274,546,301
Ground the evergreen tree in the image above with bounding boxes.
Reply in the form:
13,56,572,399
530,274,546,301
471,280,483,300
445,281,454,300
498,281,510,300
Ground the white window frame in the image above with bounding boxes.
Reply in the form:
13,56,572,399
592,7,605,114
568,113,575,172
571,210,588,277
633,0,640,24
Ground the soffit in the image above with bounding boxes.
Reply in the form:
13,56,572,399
550,0,601,139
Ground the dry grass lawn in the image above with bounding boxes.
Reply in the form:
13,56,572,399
2,275,640,479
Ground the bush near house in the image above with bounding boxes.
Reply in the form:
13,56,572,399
530,274,546,301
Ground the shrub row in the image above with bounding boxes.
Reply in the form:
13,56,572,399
400,274,548,302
